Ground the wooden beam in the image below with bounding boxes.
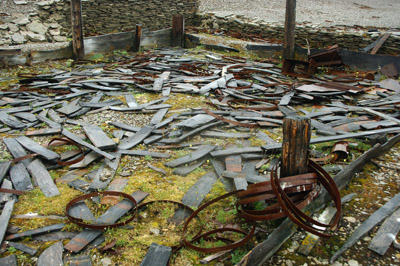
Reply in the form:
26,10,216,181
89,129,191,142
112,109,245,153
71,0,84,59
281,116,311,177
132,24,142,52
283,0,296,59
172,14,184,47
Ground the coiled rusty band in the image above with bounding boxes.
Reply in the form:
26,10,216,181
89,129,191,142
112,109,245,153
48,138,85,166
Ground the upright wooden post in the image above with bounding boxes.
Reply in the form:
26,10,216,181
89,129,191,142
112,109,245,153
132,24,142,52
283,0,296,59
281,116,311,177
172,14,184,47
71,0,84,60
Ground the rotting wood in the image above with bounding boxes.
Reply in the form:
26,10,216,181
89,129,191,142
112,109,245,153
370,33,391,55
368,207,400,255
64,191,148,253
331,192,400,262
140,242,172,266
283,0,296,59
0,200,15,245
172,14,184,47
133,24,142,53
27,159,60,197
37,241,63,266
281,116,311,177
71,0,84,59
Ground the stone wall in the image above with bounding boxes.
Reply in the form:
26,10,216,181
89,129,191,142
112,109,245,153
38,0,198,36
193,13,400,55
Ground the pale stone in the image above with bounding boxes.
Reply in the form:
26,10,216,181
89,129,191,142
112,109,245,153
348,260,359,266
14,0,28,5
53,35,67,42
0,24,8,30
100,258,112,266
49,29,60,36
11,33,26,44
286,260,293,266
26,32,46,42
12,16,30,26
8,24,19,33
343,216,357,223
49,23,59,29
26,21,48,34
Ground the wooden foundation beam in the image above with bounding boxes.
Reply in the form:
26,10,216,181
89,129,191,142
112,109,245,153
132,24,142,52
172,14,184,47
283,0,296,59
71,0,84,59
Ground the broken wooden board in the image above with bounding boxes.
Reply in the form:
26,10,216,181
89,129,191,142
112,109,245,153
140,243,172,266
37,241,63,266
6,241,37,256
62,128,116,160
368,207,400,255
83,124,116,150
27,159,60,197
0,200,15,245
64,191,148,253
331,192,400,262
10,162,33,191
118,125,154,150
165,145,217,168
16,136,60,162
89,153,121,191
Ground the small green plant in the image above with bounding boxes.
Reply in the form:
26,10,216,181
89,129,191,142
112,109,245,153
144,155,152,161
7,246,17,253
231,248,247,264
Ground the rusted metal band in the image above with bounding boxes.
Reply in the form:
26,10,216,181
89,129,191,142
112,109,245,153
66,191,137,230
0,188,24,196
131,72,157,84
202,108,259,128
12,153,39,164
48,138,85,166
182,190,256,253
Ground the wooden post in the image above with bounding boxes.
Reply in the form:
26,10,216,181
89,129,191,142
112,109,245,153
70,0,84,60
172,14,184,47
132,24,142,52
283,0,296,59
281,116,311,177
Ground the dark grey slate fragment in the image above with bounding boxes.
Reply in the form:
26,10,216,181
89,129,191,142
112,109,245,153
165,145,216,168
27,159,60,197
6,241,37,255
0,161,11,184
0,255,17,266
10,162,33,191
16,136,60,161
0,200,15,245
37,241,63,266
140,243,172,266
118,125,154,150
83,124,116,150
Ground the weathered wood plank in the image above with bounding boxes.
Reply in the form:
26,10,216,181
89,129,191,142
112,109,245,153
140,243,172,266
27,159,60,197
65,191,148,253
16,136,60,162
118,125,154,150
5,225,65,242
83,124,116,150
0,200,15,245
368,207,400,255
165,145,216,168
62,128,116,160
10,162,33,191
37,241,63,266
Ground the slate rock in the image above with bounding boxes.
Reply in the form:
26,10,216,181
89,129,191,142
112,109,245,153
11,33,26,44
37,241,63,266
26,21,47,34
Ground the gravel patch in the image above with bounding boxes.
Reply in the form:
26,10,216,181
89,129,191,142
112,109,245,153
199,0,400,28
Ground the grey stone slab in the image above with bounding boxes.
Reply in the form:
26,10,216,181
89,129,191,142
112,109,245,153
140,243,172,266
69,151,102,169
47,108,64,123
0,161,11,184
150,108,169,125
173,158,207,176
0,255,17,266
37,114,61,128
68,202,95,222
165,145,217,168
13,112,37,122
89,153,121,191
67,255,92,266
181,172,218,208
10,162,33,191
16,136,60,162
118,125,154,150
109,121,140,132
0,200,15,245
62,128,116,160
125,94,140,108
37,241,63,266
6,241,37,255
210,147,263,157
0,111,26,129
32,231,78,242
83,124,116,150
80,99,123,108
25,127,62,136
116,149,171,158
0,180,15,203
174,114,215,129
201,130,252,139
68,179,90,193
27,159,60,197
